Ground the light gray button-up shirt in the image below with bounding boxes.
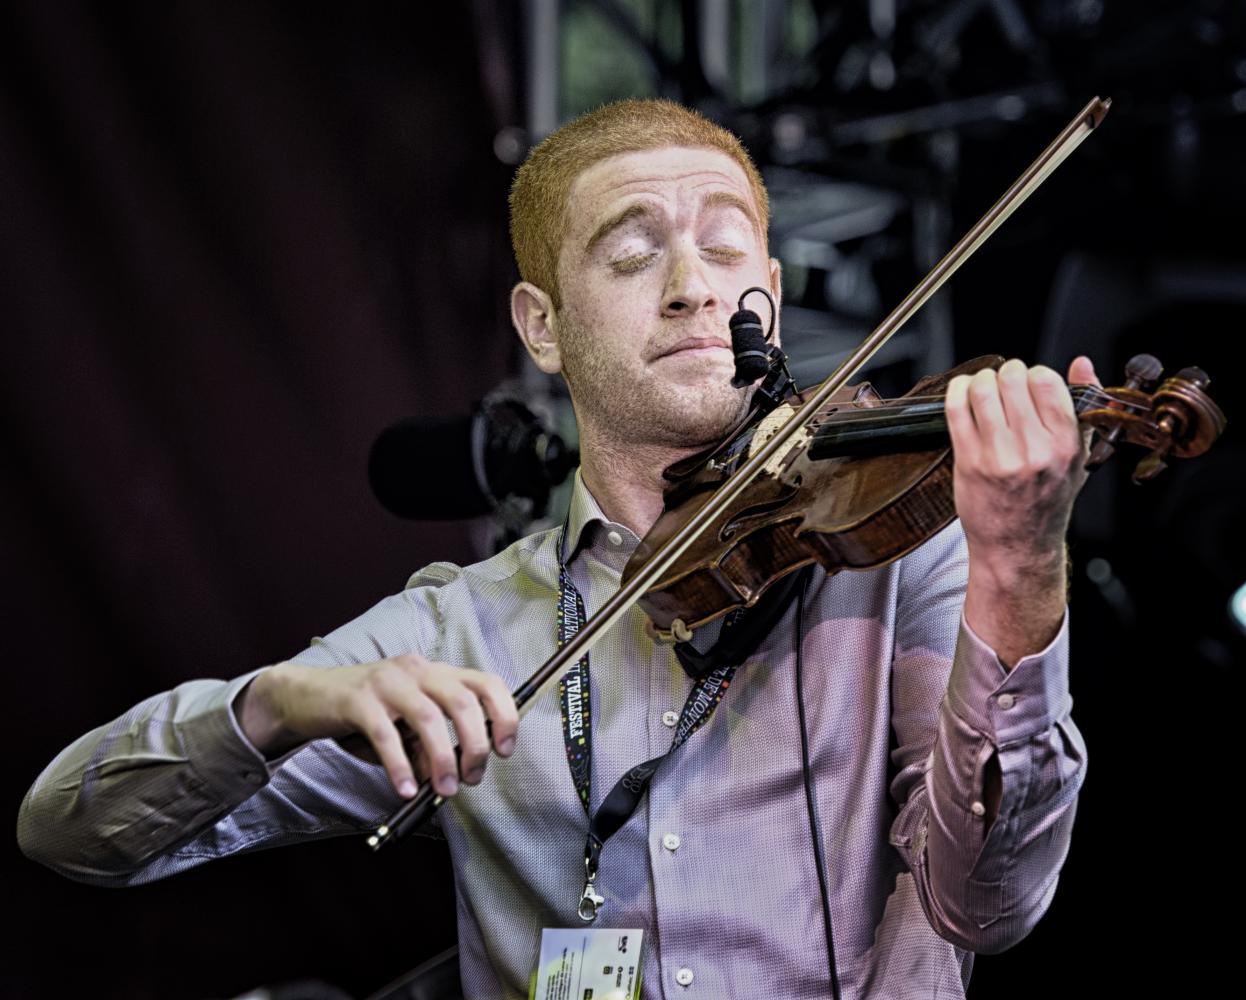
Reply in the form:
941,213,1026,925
19,473,1085,999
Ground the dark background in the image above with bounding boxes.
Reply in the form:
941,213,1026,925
4,2,1242,998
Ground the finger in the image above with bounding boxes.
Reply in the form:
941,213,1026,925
380,676,460,797
461,671,519,757
1027,364,1079,445
966,367,1012,467
351,697,419,799
944,373,980,459
1067,355,1100,387
388,719,434,781
422,669,491,785
395,720,433,781
996,359,1047,461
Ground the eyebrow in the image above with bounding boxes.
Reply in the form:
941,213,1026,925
583,191,761,254
701,190,761,235
584,202,655,254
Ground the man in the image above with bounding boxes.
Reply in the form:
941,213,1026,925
19,99,1090,998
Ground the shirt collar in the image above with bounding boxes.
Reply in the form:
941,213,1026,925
561,468,639,566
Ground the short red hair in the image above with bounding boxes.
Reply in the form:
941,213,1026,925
509,99,769,308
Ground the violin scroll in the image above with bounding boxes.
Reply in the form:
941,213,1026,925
1079,355,1226,483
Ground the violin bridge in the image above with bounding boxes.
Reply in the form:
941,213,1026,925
747,402,811,478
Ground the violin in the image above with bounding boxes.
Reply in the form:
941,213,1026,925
369,95,1226,849
627,353,1226,641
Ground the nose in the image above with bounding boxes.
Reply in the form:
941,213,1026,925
660,243,717,317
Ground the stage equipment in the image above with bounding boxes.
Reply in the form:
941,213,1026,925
368,395,577,533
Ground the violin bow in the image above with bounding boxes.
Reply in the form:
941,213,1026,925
368,96,1112,849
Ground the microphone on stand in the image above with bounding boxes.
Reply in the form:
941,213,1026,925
368,398,576,522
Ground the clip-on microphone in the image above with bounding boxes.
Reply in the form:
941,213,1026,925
729,286,798,415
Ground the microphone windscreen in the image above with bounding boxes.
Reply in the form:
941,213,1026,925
368,416,493,520
730,308,770,386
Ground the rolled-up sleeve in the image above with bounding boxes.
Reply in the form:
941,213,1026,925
17,575,457,886
18,670,273,882
888,523,1087,954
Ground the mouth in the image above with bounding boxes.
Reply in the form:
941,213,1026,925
655,336,733,360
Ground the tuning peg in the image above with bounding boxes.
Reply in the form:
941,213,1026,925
1086,354,1165,471
1124,354,1163,390
1131,451,1168,483
1173,366,1210,388
1086,438,1116,469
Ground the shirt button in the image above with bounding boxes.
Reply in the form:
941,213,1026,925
606,529,624,547
662,710,679,727
970,800,986,817
997,693,1016,710
675,967,694,987
663,833,681,852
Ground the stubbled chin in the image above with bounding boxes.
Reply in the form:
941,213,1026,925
649,356,737,390
647,384,750,447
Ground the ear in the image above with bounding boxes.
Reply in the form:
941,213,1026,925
510,281,562,375
767,256,783,345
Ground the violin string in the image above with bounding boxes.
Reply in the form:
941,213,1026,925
813,386,1141,430
811,387,1142,437
854,386,1134,408
835,393,1124,411
814,391,1137,422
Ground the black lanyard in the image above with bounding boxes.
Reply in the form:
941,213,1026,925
555,530,744,922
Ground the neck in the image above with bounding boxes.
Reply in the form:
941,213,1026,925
577,423,699,536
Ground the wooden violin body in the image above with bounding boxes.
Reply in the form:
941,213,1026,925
626,355,1225,640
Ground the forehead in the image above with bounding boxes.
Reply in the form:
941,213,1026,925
564,146,757,231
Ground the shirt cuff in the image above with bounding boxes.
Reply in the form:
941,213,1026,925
944,608,1072,747
174,669,280,800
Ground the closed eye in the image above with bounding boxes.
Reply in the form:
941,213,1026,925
610,253,658,274
609,246,746,274
703,246,747,263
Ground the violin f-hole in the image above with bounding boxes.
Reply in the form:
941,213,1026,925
719,487,799,541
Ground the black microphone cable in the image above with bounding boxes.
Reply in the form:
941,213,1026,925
795,568,842,1000
730,284,835,992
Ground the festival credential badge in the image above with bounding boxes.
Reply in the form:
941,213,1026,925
530,927,644,1000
